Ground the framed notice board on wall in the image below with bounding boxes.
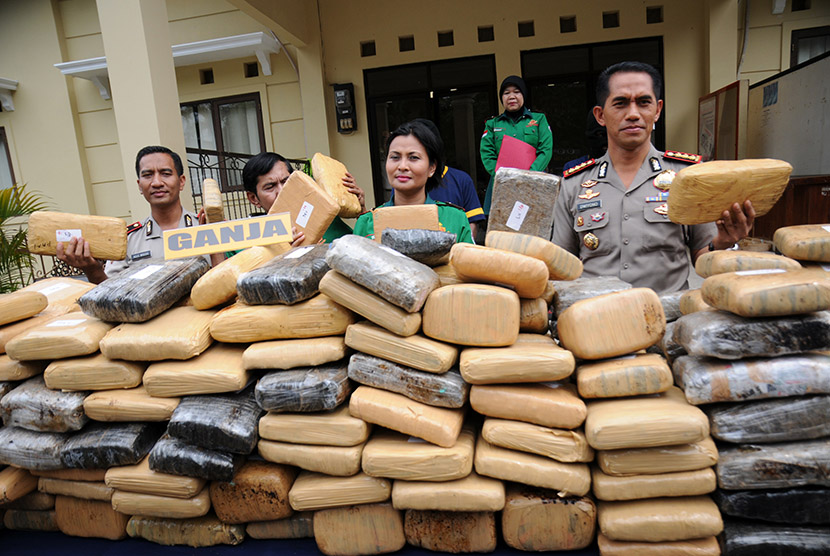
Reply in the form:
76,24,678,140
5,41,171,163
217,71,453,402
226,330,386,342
697,80,748,162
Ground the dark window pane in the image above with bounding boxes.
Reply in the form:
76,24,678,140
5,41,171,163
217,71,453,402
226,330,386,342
792,0,811,11
399,35,415,52
366,64,429,97
361,40,376,57
560,16,577,34
647,6,664,24
478,25,494,42
430,56,495,89
518,20,535,37
244,62,258,78
602,12,620,29
199,69,214,85
438,30,454,47
523,46,589,79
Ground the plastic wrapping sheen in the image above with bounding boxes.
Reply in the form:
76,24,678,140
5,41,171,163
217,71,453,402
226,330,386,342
701,269,830,317
126,514,245,547
0,355,43,381
485,230,582,280
481,418,593,463
111,486,211,519
489,168,559,238
37,478,113,501
674,310,830,360
597,438,719,476
258,438,364,476
99,306,215,361
423,284,521,347
326,234,440,312
148,434,243,482
391,471,505,512
660,289,686,322
246,512,314,539
3,508,59,531
168,388,263,454
470,383,586,429
44,353,145,391
236,244,330,305
707,395,830,443
255,363,351,413
60,422,160,469
345,322,457,373
501,485,596,551
717,439,830,490
0,466,37,504
258,405,370,446
714,487,830,524
83,386,180,422
380,228,456,267
190,244,287,310
268,168,339,246
598,496,723,542
577,353,672,399
78,257,209,323
695,249,802,278
1,376,88,432
348,353,469,408
449,243,549,298
104,456,205,498
311,152,362,218
552,275,632,318
661,321,688,363
774,224,830,262
460,339,574,384
210,460,297,524
242,336,346,370
5,312,114,361
0,291,47,326
676,354,830,405
585,387,709,450
721,520,830,555
288,471,391,511
592,467,716,501
313,502,405,556
349,386,465,448
20,277,97,312
54,495,129,540
319,270,422,337
596,534,720,556
474,436,591,497
209,294,355,343
558,288,666,360
404,509,496,553
361,425,475,482
143,343,249,398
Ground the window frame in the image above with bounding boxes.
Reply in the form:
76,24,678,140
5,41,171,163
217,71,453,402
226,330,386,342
0,127,16,190
791,25,830,68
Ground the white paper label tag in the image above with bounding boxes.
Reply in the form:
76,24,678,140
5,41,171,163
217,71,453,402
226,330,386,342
31,282,71,296
284,245,314,259
822,225,830,233
129,264,164,280
56,229,82,242
46,318,87,328
506,201,530,231
378,244,407,258
296,202,314,228
407,436,428,443
735,268,787,276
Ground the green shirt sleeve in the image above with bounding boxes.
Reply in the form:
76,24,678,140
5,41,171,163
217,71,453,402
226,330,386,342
352,212,375,239
479,118,499,176
438,204,474,244
529,112,554,172
322,216,353,243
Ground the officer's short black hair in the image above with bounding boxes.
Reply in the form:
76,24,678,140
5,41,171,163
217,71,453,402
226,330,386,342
135,146,184,177
595,61,662,106
386,120,444,193
242,152,293,194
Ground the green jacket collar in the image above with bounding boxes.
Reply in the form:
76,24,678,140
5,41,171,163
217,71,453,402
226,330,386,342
496,107,532,122
379,193,436,208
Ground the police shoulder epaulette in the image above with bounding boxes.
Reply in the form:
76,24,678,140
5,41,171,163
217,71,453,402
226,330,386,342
126,221,143,235
562,158,597,178
663,150,702,164
435,201,465,213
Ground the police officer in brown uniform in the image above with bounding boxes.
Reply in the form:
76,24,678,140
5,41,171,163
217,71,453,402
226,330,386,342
552,61,755,293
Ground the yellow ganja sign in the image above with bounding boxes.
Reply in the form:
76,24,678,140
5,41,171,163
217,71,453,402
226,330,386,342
163,212,293,259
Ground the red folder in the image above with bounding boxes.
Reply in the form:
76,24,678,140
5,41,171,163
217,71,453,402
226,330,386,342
495,135,537,172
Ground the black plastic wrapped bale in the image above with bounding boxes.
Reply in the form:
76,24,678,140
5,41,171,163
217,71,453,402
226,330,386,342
78,257,209,323
661,321,687,363
255,363,350,413
348,353,469,409
0,376,87,433
714,488,830,524
59,422,162,469
236,245,330,305
380,228,456,267
167,388,263,455
0,426,69,470
717,439,830,490
721,520,830,555
489,168,560,239
707,395,830,443
148,434,243,482
660,289,687,323
673,310,830,360
675,354,830,405
325,234,439,313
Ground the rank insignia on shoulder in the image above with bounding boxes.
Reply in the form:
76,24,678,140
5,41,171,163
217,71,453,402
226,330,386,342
649,157,662,172
590,211,606,223
577,216,584,227
145,220,154,237
654,203,669,215
598,161,608,179
581,179,598,188
664,150,702,164
563,158,596,178
184,214,194,227
653,170,676,191
578,189,600,200
126,221,143,235
584,232,599,250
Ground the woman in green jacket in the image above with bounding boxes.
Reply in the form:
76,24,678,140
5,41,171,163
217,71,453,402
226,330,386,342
479,75,553,215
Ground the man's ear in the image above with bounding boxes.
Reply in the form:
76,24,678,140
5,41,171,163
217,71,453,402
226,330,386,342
593,105,605,127
655,99,664,122
246,191,261,208
178,174,186,192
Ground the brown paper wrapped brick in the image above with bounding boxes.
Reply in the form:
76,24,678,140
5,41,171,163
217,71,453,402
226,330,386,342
126,514,245,547
0,466,38,504
391,472,505,512
268,170,339,246
0,291,47,326
6,313,114,361
100,306,214,361
404,510,497,553
313,502,405,556
143,343,249,397
44,353,145,391
695,249,801,278
104,456,205,498
774,224,830,262
27,211,127,260
111,487,211,519
83,386,180,422
481,418,593,463
201,178,225,223
0,355,43,381
246,512,314,539
597,533,721,556
209,461,296,523
311,152,362,218
598,496,723,542
258,439,364,476
592,467,717,501
485,230,582,280
449,243,549,299
38,478,113,501
345,322,457,373
289,471,390,511
470,383,586,429
577,353,673,399
243,336,347,371
55,495,128,539
597,438,719,476
460,341,574,384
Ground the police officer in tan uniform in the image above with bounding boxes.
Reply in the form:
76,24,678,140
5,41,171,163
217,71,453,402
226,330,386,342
552,61,755,293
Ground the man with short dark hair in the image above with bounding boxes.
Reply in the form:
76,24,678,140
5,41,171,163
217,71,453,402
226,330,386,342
552,61,754,293
58,145,207,283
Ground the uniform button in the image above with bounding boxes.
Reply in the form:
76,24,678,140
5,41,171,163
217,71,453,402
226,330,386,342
623,263,630,269
623,238,630,245
623,214,630,220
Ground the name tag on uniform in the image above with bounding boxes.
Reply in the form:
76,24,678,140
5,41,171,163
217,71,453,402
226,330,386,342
577,200,602,212
130,250,152,261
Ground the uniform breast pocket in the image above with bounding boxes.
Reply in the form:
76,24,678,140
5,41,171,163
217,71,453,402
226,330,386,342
642,206,680,251
523,125,539,147
573,213,611,255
